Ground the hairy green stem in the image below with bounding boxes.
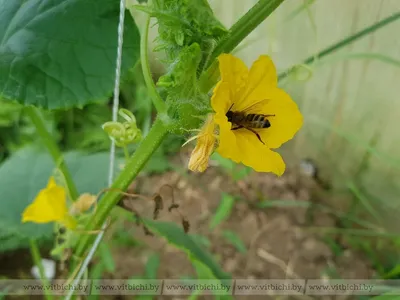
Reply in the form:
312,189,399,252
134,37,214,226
26,106,79,201
73,118,168,261
140,12,167,114
30,239,53,300
200,0,285,93
278,11,400,80
207,0,285,69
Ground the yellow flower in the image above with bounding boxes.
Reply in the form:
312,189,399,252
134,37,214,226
187,115,217,172
22,177,77,229
211,54,303,176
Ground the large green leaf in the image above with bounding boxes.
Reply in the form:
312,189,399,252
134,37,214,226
0,0,140,109
0,147,122,251
143,219,230,280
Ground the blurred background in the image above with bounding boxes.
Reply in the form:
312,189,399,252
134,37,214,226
209,0,400,232
1,0,400,298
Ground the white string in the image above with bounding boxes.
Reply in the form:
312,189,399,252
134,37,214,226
65,0,126,298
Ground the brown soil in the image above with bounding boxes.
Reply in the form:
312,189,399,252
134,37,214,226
100,154,376,299
0,155,376,300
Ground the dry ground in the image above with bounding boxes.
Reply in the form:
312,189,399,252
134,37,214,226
101,155,376,299
0,155,377,299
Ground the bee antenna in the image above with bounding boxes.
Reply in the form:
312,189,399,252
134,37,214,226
228,103,234,111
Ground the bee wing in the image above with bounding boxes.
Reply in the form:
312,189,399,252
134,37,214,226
240,99,270,114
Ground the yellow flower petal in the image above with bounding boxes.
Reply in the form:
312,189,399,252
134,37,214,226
62,214,77,230
214,114,241,160
235,55,278,112
22,176,69,225
234,129,285,175
211,81,233,116
47,176,58,189
188,115,217,172
257,88,303,149
218,53,248,103
215,116,285,175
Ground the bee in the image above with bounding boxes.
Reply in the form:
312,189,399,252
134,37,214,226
226,100,275,145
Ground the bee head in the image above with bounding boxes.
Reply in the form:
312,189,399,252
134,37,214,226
226,110,233,122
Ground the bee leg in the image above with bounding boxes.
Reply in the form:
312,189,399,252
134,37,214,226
246,128,265,145
232,126,266,145
231,125,243,130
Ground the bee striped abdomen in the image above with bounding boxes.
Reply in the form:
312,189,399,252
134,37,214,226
245,114,271,129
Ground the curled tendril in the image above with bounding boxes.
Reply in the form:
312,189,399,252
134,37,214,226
102,109,142,147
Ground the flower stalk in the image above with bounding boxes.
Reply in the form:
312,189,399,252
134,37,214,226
72,118,168,264
29,239,53,300
26,106,79,201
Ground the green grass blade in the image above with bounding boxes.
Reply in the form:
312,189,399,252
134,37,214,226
307,227,400,240
257,199,311,208
143,219,231,280
384,264,400,279
29,239,53,300
279,11,400,80
98,242,115,273
314,52,400,68
209,193,236,230
285,0,316,21
222,230,247,253
257,199,380,230
308,117,400,169
370,293,400,300
145,253,160,279
347,181,381,223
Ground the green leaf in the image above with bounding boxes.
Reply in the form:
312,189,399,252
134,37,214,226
191,260,233,299
210,153,235,173
137,0,226,62
370,292,400,300
232,166,252,182
98,242,115,273
143,219,230,280
347,181,381,222
0,0,140,109
189,234,211,249
145,253,160,279
0,147,122,251
89,261,105,279
87,261,105,300
209,193,235,230
384,264,400,279
257,199,311,209
222,231,246,254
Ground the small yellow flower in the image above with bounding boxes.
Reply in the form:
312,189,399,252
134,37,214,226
22,177,77,229
211,54,303,175
187,115,217,172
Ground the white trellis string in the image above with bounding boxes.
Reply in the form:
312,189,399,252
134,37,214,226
65,0,126,298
